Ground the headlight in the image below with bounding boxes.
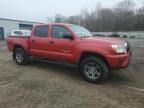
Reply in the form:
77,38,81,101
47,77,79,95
112,43,127,53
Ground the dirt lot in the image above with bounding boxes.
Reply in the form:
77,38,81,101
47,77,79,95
0,39,144,108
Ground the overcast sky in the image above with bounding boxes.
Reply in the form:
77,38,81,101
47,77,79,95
0,0,144,22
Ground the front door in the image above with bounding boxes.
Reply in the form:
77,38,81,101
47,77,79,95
0,27,4,40
48,25,76,63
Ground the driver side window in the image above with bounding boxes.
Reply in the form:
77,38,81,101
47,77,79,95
52,26,71,39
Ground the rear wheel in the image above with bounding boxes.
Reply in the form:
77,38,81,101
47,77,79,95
79,56,109,83
14,48,29,65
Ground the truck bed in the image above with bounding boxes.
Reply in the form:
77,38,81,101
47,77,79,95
6,36,29,52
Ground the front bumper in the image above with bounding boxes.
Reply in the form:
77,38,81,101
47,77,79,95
106,51,132,69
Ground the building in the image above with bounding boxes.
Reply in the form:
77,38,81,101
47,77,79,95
0,18,43,40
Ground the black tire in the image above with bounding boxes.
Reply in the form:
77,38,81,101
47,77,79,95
79,56,109,83
13,48,29,65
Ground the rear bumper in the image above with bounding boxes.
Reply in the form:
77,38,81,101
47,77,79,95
106,51,132,69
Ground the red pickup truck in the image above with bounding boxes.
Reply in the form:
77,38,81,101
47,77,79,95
6,23,131,83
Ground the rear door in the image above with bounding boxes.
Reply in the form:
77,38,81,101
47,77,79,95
29,25,49,58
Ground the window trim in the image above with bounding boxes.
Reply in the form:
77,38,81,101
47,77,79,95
51,25,73,39
34,25,48,37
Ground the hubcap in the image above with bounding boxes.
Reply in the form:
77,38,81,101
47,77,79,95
16,51,23,63
84,61,101,80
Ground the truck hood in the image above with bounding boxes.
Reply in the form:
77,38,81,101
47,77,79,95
81,37,126,45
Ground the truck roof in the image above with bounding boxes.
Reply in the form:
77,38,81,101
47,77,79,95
33,23,73,27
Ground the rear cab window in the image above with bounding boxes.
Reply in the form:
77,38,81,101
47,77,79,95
34,26,48,37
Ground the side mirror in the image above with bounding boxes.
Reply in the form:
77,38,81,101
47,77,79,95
63,34,73,40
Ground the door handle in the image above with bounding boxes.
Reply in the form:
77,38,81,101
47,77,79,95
50,41,54,44
32,40,35,42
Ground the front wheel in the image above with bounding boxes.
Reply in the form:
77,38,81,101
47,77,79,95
79,56,109,83
14,48,29,65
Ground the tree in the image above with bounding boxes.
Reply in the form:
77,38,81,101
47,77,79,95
135,5,144,30
96,8,115,31
114,0,135,31
116,0,135,12
52,0,144,32
54,14,62,23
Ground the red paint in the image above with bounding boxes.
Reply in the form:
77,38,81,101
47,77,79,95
6,23,131,69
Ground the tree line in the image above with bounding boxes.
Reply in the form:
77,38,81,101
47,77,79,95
52,0,144,32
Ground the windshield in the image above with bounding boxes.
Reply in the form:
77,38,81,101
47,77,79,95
70,25,93,37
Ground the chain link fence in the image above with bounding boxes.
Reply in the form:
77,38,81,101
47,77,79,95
92,31,144,38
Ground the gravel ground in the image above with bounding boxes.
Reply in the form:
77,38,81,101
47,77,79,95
0,39,144,108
